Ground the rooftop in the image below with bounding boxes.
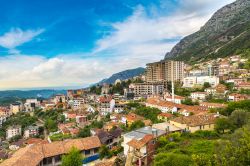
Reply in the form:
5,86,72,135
1,136,101,166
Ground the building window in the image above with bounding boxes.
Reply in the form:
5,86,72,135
43,157,52,165
54,155,61,163
85,150,90,155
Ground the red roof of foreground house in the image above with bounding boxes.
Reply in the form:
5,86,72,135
158,113,173,118
1,136,101,166
127,134,154,149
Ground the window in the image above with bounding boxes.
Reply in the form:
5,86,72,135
54,155,61,163
85,150,90,155
43,157,52,165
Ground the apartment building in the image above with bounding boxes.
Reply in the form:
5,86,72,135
24,126,39,139
146,60,184,82
6,125,22,140
128,82,164,97
10,102,23,114
183,76,220,88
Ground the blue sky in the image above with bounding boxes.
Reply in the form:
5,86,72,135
0,0,235,90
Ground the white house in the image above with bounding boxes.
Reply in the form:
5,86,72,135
190,92,207,101
6,125,22,140
24,126,39,139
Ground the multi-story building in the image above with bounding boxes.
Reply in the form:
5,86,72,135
123,127,166,166
128,82,164,97
6,125,22,140
10,102,23,114
146,60,184,82
24,99,40,112
183,76,220,88
0,115,7,127
24,126,39,139
53,94,66,104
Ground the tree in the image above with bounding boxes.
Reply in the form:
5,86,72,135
203,82,211,89
99,145,111,159
215,118,233,134
62,147,83,166
229,109,250,128
154,153,193,166
214,124,250,166
129,120,145,131
78,126,91,138
44,118,58,132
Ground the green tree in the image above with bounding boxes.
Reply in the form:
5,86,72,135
203,82,211,89
229,109,250,128
214,124,250,166
154,153,193,166
99,145,111,159
129,120,145,131
215,118,233,134
44,118,58,132
78,126,91,138
62,147,83,166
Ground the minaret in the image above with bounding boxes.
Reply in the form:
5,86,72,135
171,61,175,103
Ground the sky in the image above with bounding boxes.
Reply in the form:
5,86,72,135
0,0,235,90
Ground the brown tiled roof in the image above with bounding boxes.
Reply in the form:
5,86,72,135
126,113,144,122
171,114,218,127
158,113,173,118
0,136,101,166
127,134,153,149
24,138,48,145
42,141,65,157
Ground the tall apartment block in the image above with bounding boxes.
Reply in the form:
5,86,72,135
146,60,184,82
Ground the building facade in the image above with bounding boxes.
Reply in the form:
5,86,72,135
146,60,184,82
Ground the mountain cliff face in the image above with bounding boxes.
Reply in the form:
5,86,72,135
165,0,250,63
98,67,145,85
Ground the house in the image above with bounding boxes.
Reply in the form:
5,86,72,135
125,113,146,126
10,102,23,114
63,112,77,121
170,113,220,133
1,136,101,166
95,127,122,149
199,102,226,109
101,84,110,94
164,95,185,104
87,105,96,113
215,84,227,94
204,87,216,95
157,113,173,121
228,93,250,102
6,125,22,140
178,105,208,116
0,106,11,117
24,126,39,139
236,82,250,90
53,94,66,104
146,98,178,113
190,92,207,101
123,127,166,166
0,115,7,127
76,115,88,126
24,99,40,112
152,122,182,133
72,98,85,110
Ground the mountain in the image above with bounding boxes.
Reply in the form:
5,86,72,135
98,67,145,85
0,89,66,99
165,0,250,63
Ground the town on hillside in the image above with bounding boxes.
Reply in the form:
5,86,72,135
0,54,249,166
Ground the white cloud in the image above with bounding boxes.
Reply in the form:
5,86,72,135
0,0,236,89
0,28,44,53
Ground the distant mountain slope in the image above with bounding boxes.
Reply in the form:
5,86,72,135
98,67,145,85
0,90,66,99
165,0,250,63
